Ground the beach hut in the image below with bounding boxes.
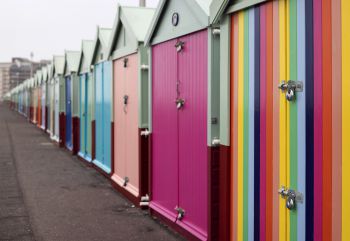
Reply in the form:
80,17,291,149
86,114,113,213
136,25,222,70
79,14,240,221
29,78,35,122
77,40,94,163
64,51,81,153
46,64,54,135
210,0,350,240
106,5,155,205
35,70,42,126
90,26,113,175
143,0,224,239
41,66,48,130
52,56,65,144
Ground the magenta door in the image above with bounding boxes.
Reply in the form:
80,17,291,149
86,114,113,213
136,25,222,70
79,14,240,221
112,53,140,197
151,30,208,240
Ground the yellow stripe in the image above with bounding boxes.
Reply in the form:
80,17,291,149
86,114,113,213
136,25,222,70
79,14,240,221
342,0,350,240
279,1,287,241
238,12,244,241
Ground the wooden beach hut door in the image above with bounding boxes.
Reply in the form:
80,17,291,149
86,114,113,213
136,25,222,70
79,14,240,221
113,53,139,196
80,73,92,160
229,2,308,241
66,76,73,150
94,62,112,173
42,83,46,129
151,30,208,240
54,78,60,139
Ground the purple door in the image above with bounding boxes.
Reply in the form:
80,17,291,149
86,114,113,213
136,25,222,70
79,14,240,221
151,30,208,240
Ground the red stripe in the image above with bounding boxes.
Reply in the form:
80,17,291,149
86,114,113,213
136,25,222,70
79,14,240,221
322,0,332,240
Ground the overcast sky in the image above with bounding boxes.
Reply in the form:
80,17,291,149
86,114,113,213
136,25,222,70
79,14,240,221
0,0,159,62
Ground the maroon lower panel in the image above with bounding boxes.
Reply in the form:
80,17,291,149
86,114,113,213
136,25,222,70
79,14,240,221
45,106,48,131
139,128,150,199
207,145,230,241
91,120,96,160
111,122,114,174
59,113,66,148
72,117,80,155
208,146,220,241
219,145,230,241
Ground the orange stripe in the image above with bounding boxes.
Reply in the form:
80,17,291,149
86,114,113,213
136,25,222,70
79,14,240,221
230,14,239,241
266,2,273,241
331,0,342,240
322,0,332,240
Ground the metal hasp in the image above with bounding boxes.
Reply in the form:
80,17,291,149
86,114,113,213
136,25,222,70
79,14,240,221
278,186,304,210
175,41,185,52
123,58,128,68
278,80,304,101
123,177,129,187
175,98,185,109
175,206,185,221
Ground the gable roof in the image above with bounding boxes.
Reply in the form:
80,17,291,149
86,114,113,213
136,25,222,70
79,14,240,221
78,40,95,74
144,0,212,45
35,70,42,86
107,5,155,57
47,64,53,80
65,50,81,74
53,55,65,76
42,66,48,82
210,0,270,24
90,26,112,65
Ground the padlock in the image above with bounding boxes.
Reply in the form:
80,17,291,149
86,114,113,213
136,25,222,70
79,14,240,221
286,88,295,101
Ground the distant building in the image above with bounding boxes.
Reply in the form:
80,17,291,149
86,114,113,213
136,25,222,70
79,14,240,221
0,63,11,101
0,58,51,101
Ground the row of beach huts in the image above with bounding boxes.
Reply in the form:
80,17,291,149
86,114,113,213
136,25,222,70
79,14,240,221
4,0,350,241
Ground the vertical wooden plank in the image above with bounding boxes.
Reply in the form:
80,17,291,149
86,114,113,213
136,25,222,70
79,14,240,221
253,7,261,241
237,12,244,241
313,0,323,240
265,3,273,241
332,0,342,240
305,0,314,240
272,1,280,240
243,10,250,241
297,0,306,240
289,0,298,240
279,1,287,240
230,14,239,241
248,8,255,241
322,0,332,240
259,5,267,241
342,0,350,240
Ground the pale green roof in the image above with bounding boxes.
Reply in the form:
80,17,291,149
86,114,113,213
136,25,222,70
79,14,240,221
78,40,95,74
90,26,113,64
144,0,212,45
107,5,155,57
65,51,81,73
122,7,155,41
53,56,65,75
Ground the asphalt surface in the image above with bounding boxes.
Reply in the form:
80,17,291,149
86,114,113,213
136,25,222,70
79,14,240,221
0,103,185,241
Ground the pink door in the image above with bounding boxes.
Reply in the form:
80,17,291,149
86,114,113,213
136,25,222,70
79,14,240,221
113,53,140,197
151,30,208,240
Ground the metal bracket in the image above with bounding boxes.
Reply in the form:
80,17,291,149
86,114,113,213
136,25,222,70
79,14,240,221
123,58,128,68
123,177,129,187
175,41,185,52
175,206,185,220
140,129,150,137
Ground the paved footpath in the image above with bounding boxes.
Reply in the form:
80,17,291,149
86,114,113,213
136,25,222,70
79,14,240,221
0,103,184,241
